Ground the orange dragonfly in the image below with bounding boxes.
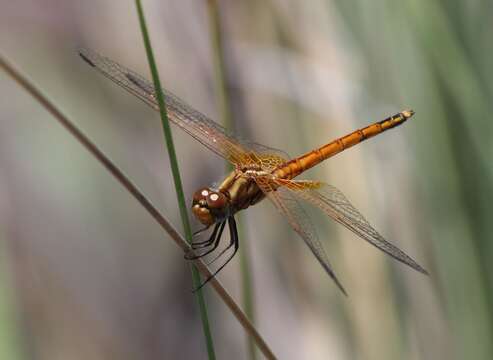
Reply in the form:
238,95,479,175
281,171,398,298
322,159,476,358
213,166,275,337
80,48,427,294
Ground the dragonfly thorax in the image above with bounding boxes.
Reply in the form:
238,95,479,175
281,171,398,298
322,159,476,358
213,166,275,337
192,187,231,226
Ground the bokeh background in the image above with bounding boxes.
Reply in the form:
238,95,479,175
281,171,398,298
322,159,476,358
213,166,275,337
1,1,492,359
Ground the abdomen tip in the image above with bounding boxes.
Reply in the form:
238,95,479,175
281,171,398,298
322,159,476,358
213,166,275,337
401,109,415,119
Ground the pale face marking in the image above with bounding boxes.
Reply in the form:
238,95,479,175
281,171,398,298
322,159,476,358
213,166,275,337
209,193,219,201
201,189,209,197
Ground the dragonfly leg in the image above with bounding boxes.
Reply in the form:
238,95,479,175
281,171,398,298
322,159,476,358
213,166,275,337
205,223,236,266
193,225,211,237
185,221,226,260
191,223,219,249
193,217,239,292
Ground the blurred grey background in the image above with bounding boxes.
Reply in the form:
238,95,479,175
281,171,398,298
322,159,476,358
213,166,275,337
1,0,492,359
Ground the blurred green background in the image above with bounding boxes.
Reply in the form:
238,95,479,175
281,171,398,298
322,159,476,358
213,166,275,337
1,0,492,359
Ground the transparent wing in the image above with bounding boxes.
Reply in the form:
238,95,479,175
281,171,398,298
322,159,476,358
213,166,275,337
277,179,428,275
79,48,258,166
244,142,290,159
254,176,347,295
241,141,289,172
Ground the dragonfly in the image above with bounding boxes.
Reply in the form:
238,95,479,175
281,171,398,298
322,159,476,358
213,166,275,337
79,48,427,295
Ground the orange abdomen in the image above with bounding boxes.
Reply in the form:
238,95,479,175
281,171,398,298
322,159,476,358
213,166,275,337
273,110,414,179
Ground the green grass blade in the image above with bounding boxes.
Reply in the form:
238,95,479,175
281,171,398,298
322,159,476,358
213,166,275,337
206,1,257,359
134,1,216,358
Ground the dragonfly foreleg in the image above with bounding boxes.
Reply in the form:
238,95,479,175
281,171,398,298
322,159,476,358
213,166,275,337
185,221,226,259
191,223,220,249
193,217,239,292
193,225,212,237
206,217,238,266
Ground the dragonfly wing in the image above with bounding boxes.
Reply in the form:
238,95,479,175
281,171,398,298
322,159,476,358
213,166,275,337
79,48,255,166
240,141,290,172
243,141,290,160
254,177,347,295
279,180,428,275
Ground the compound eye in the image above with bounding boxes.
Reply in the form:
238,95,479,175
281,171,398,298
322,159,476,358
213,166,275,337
206,191,227,209
193,188,211,204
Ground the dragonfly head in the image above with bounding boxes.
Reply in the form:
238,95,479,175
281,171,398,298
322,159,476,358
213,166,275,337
192,187,230,226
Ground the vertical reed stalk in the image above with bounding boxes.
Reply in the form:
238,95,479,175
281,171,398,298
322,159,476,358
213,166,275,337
134,1,216,358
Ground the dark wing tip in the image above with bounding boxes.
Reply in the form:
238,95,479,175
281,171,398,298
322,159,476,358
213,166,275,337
78,49,95,67
321,263,348,296
387,250,429,277
331,274,348,296
391,248,429,276
336,281,348,297
413,263,429,276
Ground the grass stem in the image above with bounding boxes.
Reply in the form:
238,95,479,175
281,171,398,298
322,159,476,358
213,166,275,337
134,1,216,358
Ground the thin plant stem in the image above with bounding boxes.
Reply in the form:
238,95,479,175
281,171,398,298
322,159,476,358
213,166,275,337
133,1,216,358
206,1,257,359
0,54,277,360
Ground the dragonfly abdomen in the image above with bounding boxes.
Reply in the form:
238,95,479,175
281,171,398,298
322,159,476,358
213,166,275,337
274,110,414,179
